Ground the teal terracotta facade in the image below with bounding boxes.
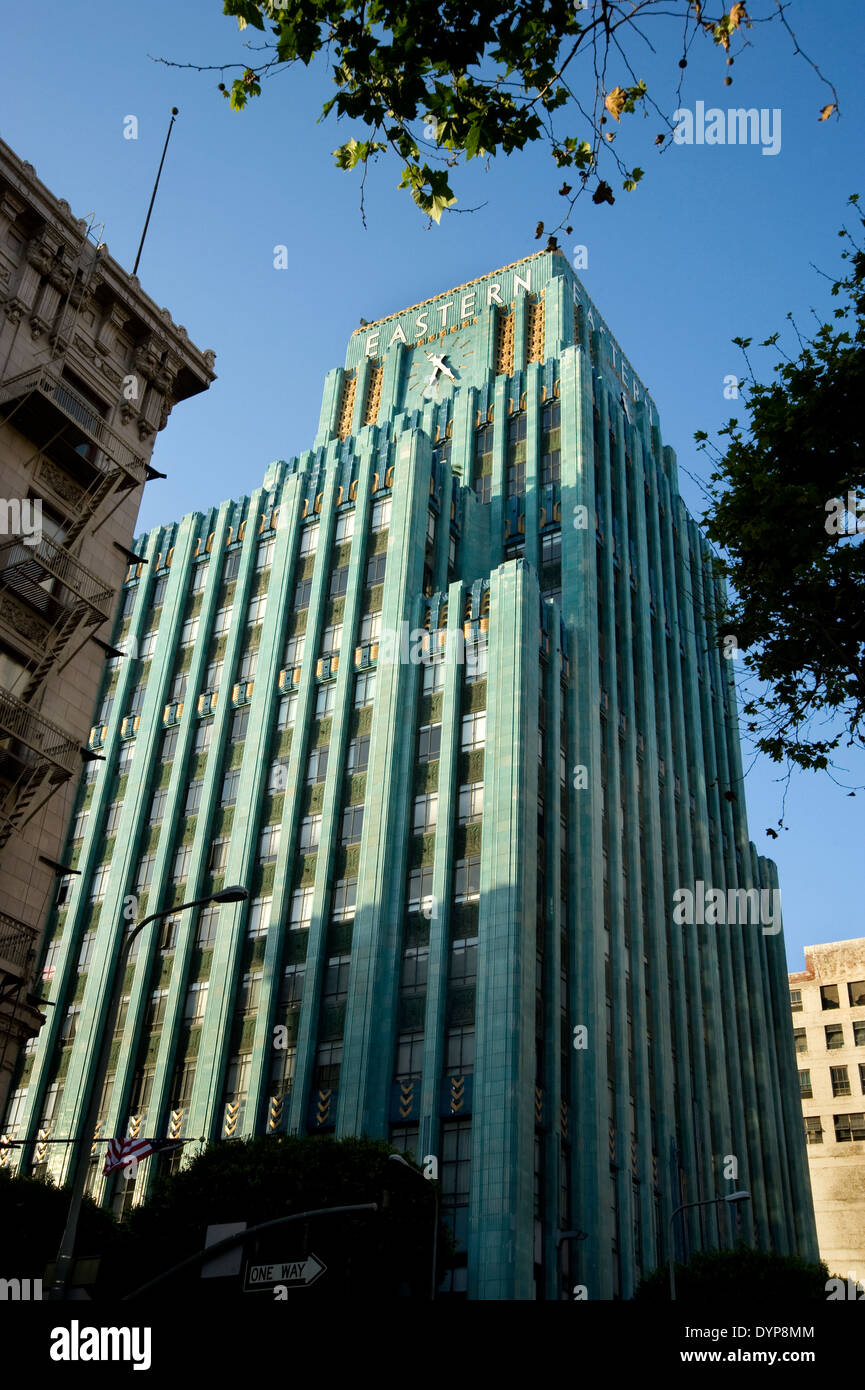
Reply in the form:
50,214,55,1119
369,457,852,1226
2,250,817,1298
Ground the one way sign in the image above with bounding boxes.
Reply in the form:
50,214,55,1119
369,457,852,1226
244,1254,327,1292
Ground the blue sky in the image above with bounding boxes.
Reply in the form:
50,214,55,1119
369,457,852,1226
3,0,864,968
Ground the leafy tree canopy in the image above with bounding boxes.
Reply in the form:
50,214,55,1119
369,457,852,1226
155,2,836,223
635,1244,831,1301
699,195,865,785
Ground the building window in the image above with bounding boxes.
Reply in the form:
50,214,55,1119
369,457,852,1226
799,1069,812,1099
422,655,446,694
284,634,305,667
790,989,803,1012
298,524,318,557
173,844,192,881
449,937,478,984
184,980,209,1024
181,615,199,647
407,865,434,912
139,630,158,661
194,719,214,755
136,854,155,892
191,561,208,593
366,554,386,586
223,548,242,582
279,965,305,1006
541,449,561,486
855,1021,865,1047
196,906,219,947
294,576,312,609
346,735,370,773
330,566,348,599
354,671,376,707
213,605,233,636
77,931,95,971
331,878,357,921
401,947,429,992
475,475,492,505
314,1042,342,1091
825,1025,844,1050
247,593,267,625
849,980,865,1007
453,857,481,903
371,497,392,532
290,886,314,930
230,706,250,743
821,984,840,1010
341,804,364,845
834,1112,865,1142
324,954,351,1000
269,756,290,793
256,537,275,570
359,611,380,644
146,988,169,1031
418,724,441,762
320,624,343,657
804,1116,823,1145
169,672,188,703
541,530,562,566
390,1125,419,1158
205,658,224,691
506,461,525,497
315,682,337,718
221,768,241,805
831,1065,851,1097
277,692,298,729
413,792,438,833
184,780,203,817
225,1054,251,1103
335,510,355,544
793,1028,807,1054
860,1062,865,1094
238,648,258,682
259,824,281,863
461,711,486,750
152,576,168,607
446,1025,475,1074
306,746,329,784
457,782,483,825
238,970,263,1015
396,1030,425,1080
61,1004,81,1043
299,815,322,852
465,639,487,683
209,834,230,867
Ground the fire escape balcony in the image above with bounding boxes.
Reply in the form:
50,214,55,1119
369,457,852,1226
0,910,39,997
0,534,114,626
0,689,81,848
0,365,149,488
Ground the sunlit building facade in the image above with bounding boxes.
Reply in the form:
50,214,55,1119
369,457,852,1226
2,249,816,1298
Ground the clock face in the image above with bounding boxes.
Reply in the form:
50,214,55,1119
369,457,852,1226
406,328,476,402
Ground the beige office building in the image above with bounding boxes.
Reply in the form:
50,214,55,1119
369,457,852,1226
789,939,865,1278
0,136,215,1111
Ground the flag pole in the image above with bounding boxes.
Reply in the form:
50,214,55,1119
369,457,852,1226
132,107,179,277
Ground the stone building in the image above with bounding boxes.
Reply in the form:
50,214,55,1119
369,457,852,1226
789,939,865,1278
0,135,215,1111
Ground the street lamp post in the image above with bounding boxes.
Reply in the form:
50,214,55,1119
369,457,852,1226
388,1152,439,1301
48,884,248,1300
668,1190,751,1301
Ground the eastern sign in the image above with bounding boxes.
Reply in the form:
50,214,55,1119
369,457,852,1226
243,1254,327,1292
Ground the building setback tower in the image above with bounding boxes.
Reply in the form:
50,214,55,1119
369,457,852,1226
2,250,817,1299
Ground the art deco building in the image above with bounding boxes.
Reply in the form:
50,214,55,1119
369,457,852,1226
0,136,215,1113
789,939,865,1277
2,248,816,1298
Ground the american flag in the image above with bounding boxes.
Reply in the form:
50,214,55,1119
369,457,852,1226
103,1136,181,1175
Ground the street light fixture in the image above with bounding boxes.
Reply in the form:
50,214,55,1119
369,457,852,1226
668,1190,751,1301
48,884,248,1300
388,1152,439,1301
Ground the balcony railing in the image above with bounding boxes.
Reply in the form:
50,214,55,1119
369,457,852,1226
0,687,81,776
0,366,148,484
0,534,113,621
0,910,38,979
